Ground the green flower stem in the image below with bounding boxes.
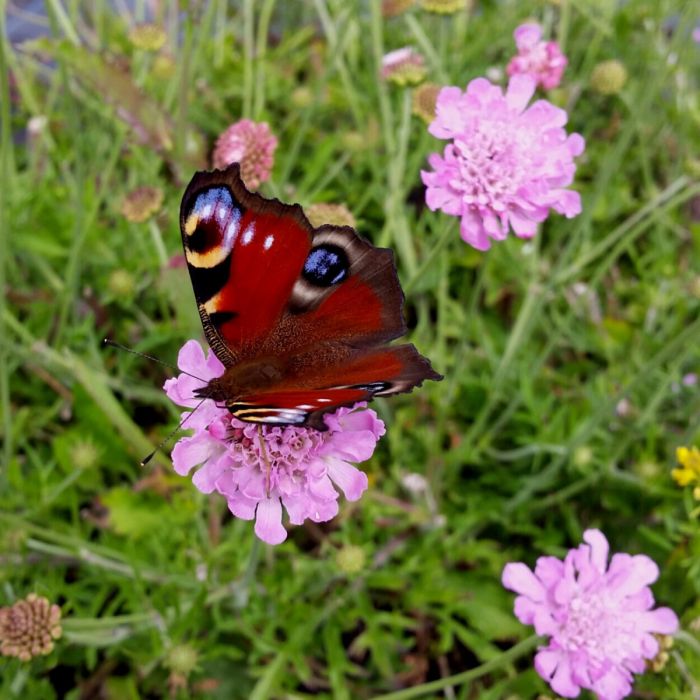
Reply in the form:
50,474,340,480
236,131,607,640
45,0,80,45
373,635,542,700
63,613,163,647
253,0,276,119
234,536,261,609
149,219,169,268
242,0,255,119
0,1,13,481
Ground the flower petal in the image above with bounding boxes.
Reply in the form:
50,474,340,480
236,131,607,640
326,457,369,502
505,74,536,112
502,562,546,601
254,497,287,545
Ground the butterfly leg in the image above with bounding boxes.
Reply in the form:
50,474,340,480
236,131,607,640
257,424,272,497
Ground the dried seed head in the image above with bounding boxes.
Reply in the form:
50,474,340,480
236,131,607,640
0,594,62,661
305,203,356,229
412,83,441,124
120,186,164,223
129,23,167,52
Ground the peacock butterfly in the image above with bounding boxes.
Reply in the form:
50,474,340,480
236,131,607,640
179,163,442,430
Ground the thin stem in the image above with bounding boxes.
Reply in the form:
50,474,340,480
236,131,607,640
242,0,255,118
233,536,262,609
404,217,455,295
373,635,542,700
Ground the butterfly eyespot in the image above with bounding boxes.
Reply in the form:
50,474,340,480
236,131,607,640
302,244,349,287
184,187,241,268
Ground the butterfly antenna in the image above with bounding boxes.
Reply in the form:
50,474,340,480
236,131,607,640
257,424,272,497
103,338,207,382
140,395,210,466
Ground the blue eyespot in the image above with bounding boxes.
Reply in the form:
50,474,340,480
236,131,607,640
302,245,349,287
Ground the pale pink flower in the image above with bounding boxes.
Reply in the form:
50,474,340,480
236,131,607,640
502,529,678,700
507,22,567,90
421,75,584,250
164,340,384,545
212,119,277,189
693,27,700,43
381,47,427,85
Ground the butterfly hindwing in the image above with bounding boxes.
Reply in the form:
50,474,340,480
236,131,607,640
228,345,440,429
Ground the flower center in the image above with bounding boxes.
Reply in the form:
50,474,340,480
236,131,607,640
452,119,530,208
561,590,638,669
228,423,326,490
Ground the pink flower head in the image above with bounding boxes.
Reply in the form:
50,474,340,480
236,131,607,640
381,47,427,85
421,75,585,250
502,529,679,700
164,340,385,545
212,119,278,190
693,26,700,43
507,22,567,90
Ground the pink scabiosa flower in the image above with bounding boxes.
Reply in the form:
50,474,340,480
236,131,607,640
381,47,427,86
421,75,584,250
212,119,278,190
164,340,384,545
502,529,679,700
507,22,567,91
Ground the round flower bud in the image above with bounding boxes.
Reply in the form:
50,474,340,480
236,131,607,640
108,270,136,299
166,644,199,676
590,59,628,95
70,439,101,471
573,445,593,469
0,594,62,661
291,86,314,108
336,545,366,574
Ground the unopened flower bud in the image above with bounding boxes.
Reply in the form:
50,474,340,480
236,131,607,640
336,545,366,574
590,60,628,95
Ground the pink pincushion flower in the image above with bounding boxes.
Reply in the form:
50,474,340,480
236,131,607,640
212,119,277,190
507,23,567,90
421,75,584,250
502,529,678,700
164,340,384,545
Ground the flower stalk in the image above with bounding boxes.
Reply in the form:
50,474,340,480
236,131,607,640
372,635,542,700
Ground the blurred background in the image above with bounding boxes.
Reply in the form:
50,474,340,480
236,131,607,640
2,1,700,698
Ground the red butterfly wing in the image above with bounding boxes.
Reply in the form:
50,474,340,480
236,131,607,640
180,166,312,365
180,164,441,428
230,345,437,429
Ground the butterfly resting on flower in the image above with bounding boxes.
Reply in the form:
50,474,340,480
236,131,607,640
179,163,441,430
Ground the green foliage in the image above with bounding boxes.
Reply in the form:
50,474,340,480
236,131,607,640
2,0,700,698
